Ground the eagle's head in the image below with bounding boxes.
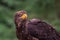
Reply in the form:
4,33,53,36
15,10,27,27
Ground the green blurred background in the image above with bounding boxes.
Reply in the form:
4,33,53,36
0,0,60,40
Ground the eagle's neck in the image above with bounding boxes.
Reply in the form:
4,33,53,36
19,20,28,40
20,20,27,31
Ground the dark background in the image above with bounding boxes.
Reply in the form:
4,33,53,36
0,0,60,40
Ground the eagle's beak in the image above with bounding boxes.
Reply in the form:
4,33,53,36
21,14,27,20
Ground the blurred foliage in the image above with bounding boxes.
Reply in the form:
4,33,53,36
0,0,60,40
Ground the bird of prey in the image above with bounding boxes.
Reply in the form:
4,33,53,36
14,10,60,40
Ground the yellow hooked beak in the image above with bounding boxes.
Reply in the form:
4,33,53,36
21,14,27,20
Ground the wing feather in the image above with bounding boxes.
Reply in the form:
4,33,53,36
27,19,60,40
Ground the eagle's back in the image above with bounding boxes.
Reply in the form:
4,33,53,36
27,19,60,40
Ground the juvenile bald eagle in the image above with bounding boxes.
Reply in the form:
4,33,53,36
14,10,60,40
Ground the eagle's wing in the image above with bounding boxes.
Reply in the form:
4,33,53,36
27,19,60,40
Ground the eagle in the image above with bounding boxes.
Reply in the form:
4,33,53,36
14,10,60,40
